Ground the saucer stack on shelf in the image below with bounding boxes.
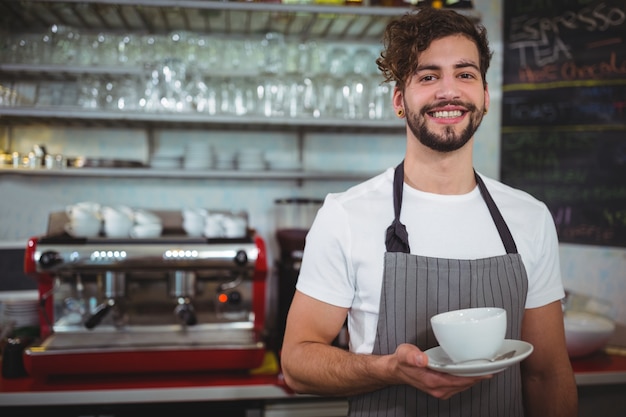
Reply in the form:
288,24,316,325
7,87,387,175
150,147,183,170
214,150,236,170
183,142,214,170
0,291,39,331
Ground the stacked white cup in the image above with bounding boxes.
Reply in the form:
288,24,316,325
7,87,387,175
130,209,163,238
182,208,207,236
221,215,247,238
101,205,135,238
65,201,102,237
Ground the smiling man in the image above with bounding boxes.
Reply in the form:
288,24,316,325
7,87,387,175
281,7,577,417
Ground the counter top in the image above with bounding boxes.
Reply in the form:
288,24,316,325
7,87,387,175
571,347,626,385
0,369,290,407
1,350,625,408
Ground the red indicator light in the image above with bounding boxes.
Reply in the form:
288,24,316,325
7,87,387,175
218,293,228,303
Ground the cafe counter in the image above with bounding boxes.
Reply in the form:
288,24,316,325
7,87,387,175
0,350,625,416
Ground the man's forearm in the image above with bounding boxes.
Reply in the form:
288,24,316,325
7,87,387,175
282,342,393,396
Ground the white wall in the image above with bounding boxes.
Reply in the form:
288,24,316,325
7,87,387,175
1,0,624,325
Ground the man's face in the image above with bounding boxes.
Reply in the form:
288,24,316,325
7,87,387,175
401,34,489,153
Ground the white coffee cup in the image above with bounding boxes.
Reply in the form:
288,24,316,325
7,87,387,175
65,218,101,238
104,220,133,238
222,216,247,238
182,208,207,236
101,205,134,238
430,307,507,363
134,209,161,225
204,213,225,238
101,205,134,222
183,218,205,236
182,208,207,222
130,223,163,239
66,201,101,221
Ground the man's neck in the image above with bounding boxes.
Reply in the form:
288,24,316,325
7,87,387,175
403,141,476,195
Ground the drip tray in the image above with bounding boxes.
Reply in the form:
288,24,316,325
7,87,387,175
24,328,266,377
41,328,260,350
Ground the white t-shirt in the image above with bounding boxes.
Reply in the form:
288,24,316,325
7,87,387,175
296,167,565,354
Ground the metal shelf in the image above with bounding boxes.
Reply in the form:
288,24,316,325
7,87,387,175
0,63,146,79
0,1,473,184
0,1,479,41
0,2,478,131
0,166,377,181
0,107,405,132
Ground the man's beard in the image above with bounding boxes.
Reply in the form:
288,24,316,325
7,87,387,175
405,101,484,153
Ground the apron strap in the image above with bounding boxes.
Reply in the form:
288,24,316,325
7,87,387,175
474,171,518,254
385,161,411,253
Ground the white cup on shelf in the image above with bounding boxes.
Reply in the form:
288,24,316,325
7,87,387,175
64,218,101,238
182,208,207,236
103,219,133,238
66,201,101,220
133,209,161,225
222,216,247,238
130,223,163,239
183,219,204,236
102,205,134,238
204,213,225,238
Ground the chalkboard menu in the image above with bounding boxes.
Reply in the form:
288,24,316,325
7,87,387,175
501,0,626,247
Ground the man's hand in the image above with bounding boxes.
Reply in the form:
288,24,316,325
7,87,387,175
392,343,492,400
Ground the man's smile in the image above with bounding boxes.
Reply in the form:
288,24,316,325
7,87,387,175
430,109,464,119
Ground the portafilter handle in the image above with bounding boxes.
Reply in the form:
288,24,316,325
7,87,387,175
84,298,115,329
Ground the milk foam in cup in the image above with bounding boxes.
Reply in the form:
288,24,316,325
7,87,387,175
430,307,507,363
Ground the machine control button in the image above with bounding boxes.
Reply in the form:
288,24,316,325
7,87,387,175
91,250,127,261
218,291,242,305
164,249,199,259
234,250,248,266
39,251,63,268
228,291,242,304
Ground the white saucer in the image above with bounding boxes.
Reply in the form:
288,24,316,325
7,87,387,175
425,339,534,377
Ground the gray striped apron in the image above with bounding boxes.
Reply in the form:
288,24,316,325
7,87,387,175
349,162,529,417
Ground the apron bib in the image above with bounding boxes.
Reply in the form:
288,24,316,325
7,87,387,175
349,162,529,417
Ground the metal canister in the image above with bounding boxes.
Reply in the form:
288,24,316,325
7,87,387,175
274,198,323,230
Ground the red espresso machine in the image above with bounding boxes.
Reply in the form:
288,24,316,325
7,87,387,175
22,211,268,377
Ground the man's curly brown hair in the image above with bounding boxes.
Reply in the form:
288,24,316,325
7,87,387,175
377,7,493,91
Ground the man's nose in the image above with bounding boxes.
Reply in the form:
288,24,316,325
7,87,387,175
435,76,461,100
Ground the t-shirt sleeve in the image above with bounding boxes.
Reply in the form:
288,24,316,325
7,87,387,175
524,205,566,309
